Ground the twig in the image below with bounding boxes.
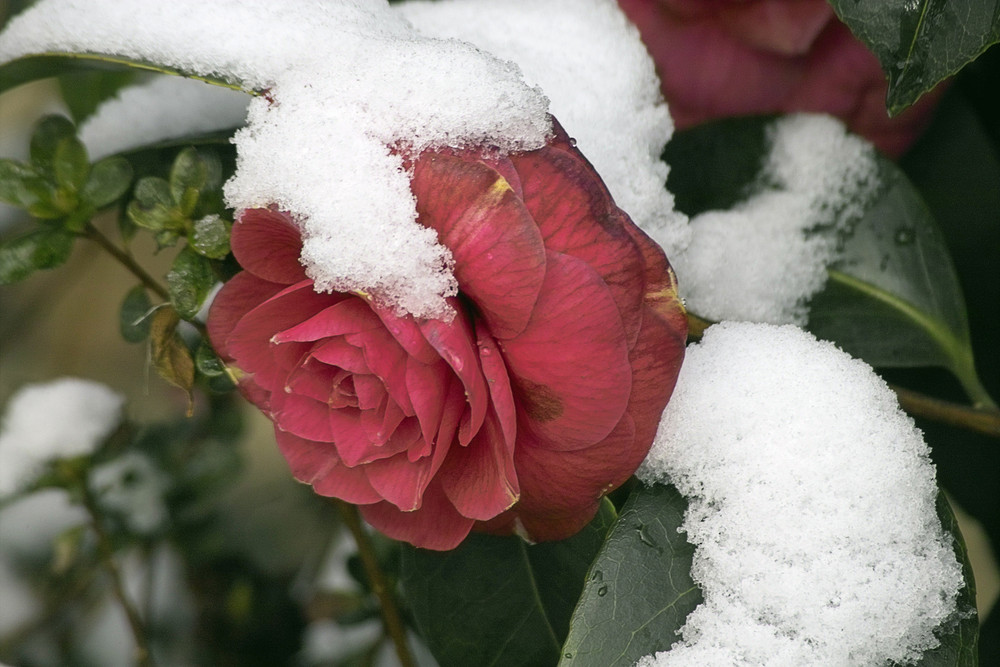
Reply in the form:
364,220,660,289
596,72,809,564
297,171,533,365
80,484,155,667
334,500,416,667
82,222,169,301
891,385,1000,438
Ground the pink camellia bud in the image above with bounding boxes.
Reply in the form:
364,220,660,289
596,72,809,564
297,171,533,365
207,121,687,550
618,0,946,157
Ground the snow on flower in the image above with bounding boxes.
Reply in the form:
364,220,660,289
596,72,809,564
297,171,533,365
0,378,125,497
637,322,966,666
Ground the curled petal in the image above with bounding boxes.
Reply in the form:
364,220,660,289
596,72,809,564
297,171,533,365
230,208,306,284
274,298,382,343
419,305,489,445
208,271,286,360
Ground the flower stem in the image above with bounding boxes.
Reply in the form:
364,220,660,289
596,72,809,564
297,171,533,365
81,482,155,667
82,222,169,301
334,500,416,667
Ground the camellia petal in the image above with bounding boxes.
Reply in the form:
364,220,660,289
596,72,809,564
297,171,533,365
359,482,475,551
511,143,646,346
501,251,632,451
230,208,307,284
412,153,546,340
276,430,383,505
207,271,287,360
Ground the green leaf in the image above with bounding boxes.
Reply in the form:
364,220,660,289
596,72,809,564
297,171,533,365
0,228,75,283
82,156,133,208
167,246,217,320
664,116,995,410
401,499,616,667
195,339,227,378
119,284,153,343
806,164,995,409
29,115,77,173
51,133,90,192
127,176,181,231
828,0,1000,115
560,484,700,667
191,214,231,259
0,53,250,98
170,147,208,216
910,493,979,666
0,159,45,210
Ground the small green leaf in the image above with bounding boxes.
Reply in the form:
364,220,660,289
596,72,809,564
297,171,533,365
0,228,75,284
82,156,133,208
28,115,78,178
127,176,181,231
52,134,90,192
910,493,980,666
119,285,154,343
560,483,701,667
167,246,217,320
401,500,616,667
169,147,208,216
0,159,45,210
195,339,227,378
191,214,231,258
149,306,195,409
828,0,1000,114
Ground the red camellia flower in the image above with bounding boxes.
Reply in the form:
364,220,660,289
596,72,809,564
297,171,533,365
618,0,945,157
208,123,687,550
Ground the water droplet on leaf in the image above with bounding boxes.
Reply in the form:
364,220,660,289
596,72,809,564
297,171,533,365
597,585,608,597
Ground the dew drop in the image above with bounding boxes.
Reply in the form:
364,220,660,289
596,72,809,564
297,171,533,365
564,653,573,660
879,253,890,271
597,585,608,597
636,523,658,548
894,227,915,245
591,569,603,582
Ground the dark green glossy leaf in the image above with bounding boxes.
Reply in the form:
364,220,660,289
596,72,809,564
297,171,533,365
560,483,700,667
910,493,979,666
0,53,249,97
0,228,75,283
119,284,153,343
82,155,133,208
167,246,216,320
665,116,995,410
828,0,1000,114
170,147,208,216
191,214,231,259
401,499,616,667
807,164,994,409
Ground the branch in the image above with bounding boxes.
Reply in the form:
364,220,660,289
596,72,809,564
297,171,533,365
891,385,1000,438
82,222,169,301
334,500,416,667
80,482,155,667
